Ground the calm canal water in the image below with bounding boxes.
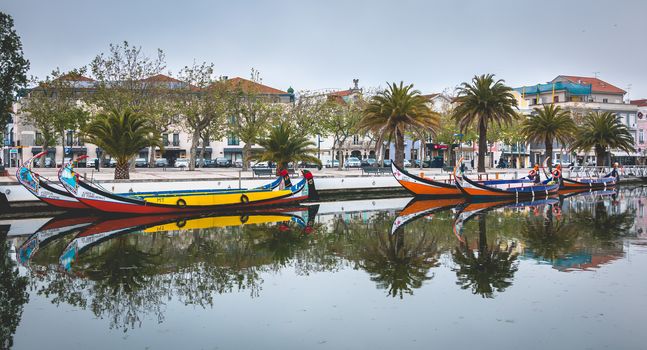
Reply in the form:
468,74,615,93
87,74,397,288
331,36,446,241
3,187,647,350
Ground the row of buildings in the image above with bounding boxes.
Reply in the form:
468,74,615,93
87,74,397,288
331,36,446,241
2,73,646,169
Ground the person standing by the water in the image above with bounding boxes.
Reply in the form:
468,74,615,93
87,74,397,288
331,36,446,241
605,162,621,182
527,163,541,184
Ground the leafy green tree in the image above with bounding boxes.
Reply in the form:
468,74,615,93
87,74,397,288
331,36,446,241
21,70,89,167
571,111,635,166
0,13,29,134
452,74,518,172
521,104,577,168
359,82,440,168
83,109,162,179
321,99,363,169
228,70,283,171
175,62,230,170
252,122,321,172
87,41,174,165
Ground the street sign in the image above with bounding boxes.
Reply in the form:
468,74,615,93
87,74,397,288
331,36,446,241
65,147,71,155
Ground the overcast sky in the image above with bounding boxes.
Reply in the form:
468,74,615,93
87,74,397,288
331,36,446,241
4,0,647,98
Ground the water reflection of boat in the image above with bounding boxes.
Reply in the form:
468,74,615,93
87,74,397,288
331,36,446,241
390,198,465,234
453,199,559,242
17,215,100,265
59,205,320,271
16,151,88,209
58,157,318,214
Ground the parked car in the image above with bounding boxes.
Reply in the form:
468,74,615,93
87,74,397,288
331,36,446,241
496,159,509,169
233,159,244,168
215,157,231,167
344,157,362,168
325,159,340,168
414,159,432,168
361,158,377,167
135,158,148,167
252,161,270,168
196,158,214,168
155,158,169,167
383,159,392,167
175,158,190,168
430,156,444,168
300,161,322,169
403,159,412,167
109,158,117,167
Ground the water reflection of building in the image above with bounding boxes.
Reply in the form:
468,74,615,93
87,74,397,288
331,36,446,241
523,248,624,272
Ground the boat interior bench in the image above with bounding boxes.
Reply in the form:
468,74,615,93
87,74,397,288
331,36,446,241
252,168,297,177
361,167,391,176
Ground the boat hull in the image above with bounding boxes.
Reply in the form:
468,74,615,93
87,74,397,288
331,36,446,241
456,175,559,200
59,164,317,214
391,163,461,196
561,177,616,190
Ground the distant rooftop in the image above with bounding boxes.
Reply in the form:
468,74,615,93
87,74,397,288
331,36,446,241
552,75,626,94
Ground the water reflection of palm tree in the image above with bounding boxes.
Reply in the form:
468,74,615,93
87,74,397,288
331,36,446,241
1,241,29,349
521,206,579,261
352,212,440,298
572,201,635,241
452,215,518,298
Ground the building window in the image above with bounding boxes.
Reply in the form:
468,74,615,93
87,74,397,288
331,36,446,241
640,129,644,144
162,133,169,147
352,135,360,145
227,134,239,145
172,133,180,146
603,98,608,103
553,96,559,103
66,131,73,146
35,132,43,145
532,98,537,105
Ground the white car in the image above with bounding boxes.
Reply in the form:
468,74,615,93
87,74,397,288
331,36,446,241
325,160,340,168
252,161,270,168
403,159,412,167
344,157,362,168
174,158,190,168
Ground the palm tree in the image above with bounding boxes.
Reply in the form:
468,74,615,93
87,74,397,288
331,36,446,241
83,109,162,179
453,74,518,172
252,122,321,172
571,111,635,166
358,82,440,168
521,104,577,168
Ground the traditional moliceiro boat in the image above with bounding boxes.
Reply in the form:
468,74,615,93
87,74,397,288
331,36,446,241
58,157,319,214
16,151,88,209
455,173,559,200
391,162,461,196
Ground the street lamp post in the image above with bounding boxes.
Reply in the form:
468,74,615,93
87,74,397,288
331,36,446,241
453,133,464,166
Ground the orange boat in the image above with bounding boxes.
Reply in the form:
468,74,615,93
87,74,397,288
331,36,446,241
391,162,461,196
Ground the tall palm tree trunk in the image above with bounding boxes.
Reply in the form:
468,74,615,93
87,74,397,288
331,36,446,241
595,145,605,166
545,137,553,170
115,162,130,179
478,120,487,172
395,130,405,168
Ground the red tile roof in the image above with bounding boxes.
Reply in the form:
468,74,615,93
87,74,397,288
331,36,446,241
554,75,626,94
222,77,286,95
630,99,647,107
141,74,183,83
328,89,353,97
55,73,95,82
